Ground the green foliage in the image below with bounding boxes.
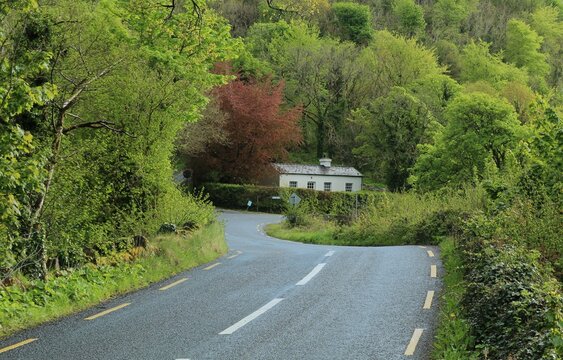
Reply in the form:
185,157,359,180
337,187,485,246
254,20,361,158
430,0,472,42
530,6,563,89
460,41,529,87
393,0,426,38
505,19,550,91
359,30,444,98
411,93,524,191
353,86,439,190
1,0,239,280
432,238,478,360
202,183,286,213
1,2,55,272
461,230,562,359
331,2,373,45
202,182,380,217
265,219,338,245
407,74,462,124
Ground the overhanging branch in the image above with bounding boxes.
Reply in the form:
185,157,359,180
63,115,133,136
266,0,299,14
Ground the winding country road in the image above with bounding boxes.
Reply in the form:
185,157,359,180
0,210,442,359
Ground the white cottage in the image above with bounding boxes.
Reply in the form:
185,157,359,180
273,158,362,192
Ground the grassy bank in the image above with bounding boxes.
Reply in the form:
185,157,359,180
265,189,484,247
264,219,337,245
432,238,477,359
0,221,227,339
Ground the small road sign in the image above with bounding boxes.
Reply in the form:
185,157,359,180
288,193,301,206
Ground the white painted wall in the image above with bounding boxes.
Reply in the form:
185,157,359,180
279,174,362,192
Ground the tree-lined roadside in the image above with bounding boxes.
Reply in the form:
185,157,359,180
1,0,237,283
2,1,561,357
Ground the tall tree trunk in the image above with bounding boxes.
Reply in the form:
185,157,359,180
316,117,325,159
27,110,65,280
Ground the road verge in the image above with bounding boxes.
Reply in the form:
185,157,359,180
0,221,227,339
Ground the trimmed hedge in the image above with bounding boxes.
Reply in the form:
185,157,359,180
201,183,382,216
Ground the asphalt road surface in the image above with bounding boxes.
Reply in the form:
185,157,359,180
0,210,442,360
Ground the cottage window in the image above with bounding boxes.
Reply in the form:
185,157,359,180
307,181,315,189
324,182,331,192
345,183,353,192
289,181,297,188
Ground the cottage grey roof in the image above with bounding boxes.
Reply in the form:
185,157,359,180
273,163,363,177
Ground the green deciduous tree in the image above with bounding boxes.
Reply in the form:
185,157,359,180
353,87,438,191
356,30,444,99
2,0,239,279
530,5,563,91
1,1,56,278
408,74,462,125
504,18,549,91
393,0,426,38
331,2,373,45
250,21,363,159
411,93,525,191
430,0,473,41
460,40,528,87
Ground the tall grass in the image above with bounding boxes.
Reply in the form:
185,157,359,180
338,187,486,246
267,187,487,247
265,220,338,245
0,222,226,339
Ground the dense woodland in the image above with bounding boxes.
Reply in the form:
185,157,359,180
1,0,562,357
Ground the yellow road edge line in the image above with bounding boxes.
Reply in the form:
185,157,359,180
423,290,435,309
84,303,131,320
427,250,435,257
431,265,437,278
159,277,188,291
204,262,221,270
0,338,38,354
404,328,424,356
228,251,242,259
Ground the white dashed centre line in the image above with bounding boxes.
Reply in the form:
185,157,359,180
427,250,435,257
430,265,437,278
296,263,326,286
219,298,284,335
324,250,335,257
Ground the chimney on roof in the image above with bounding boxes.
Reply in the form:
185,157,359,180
319,158,332,168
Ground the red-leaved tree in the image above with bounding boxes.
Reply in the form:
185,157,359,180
188,76,302,183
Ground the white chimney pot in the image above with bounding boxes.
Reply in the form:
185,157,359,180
319,158,332,168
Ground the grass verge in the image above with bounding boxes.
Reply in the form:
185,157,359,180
264,220,338,245
0,221,227,339
431,237,478,359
